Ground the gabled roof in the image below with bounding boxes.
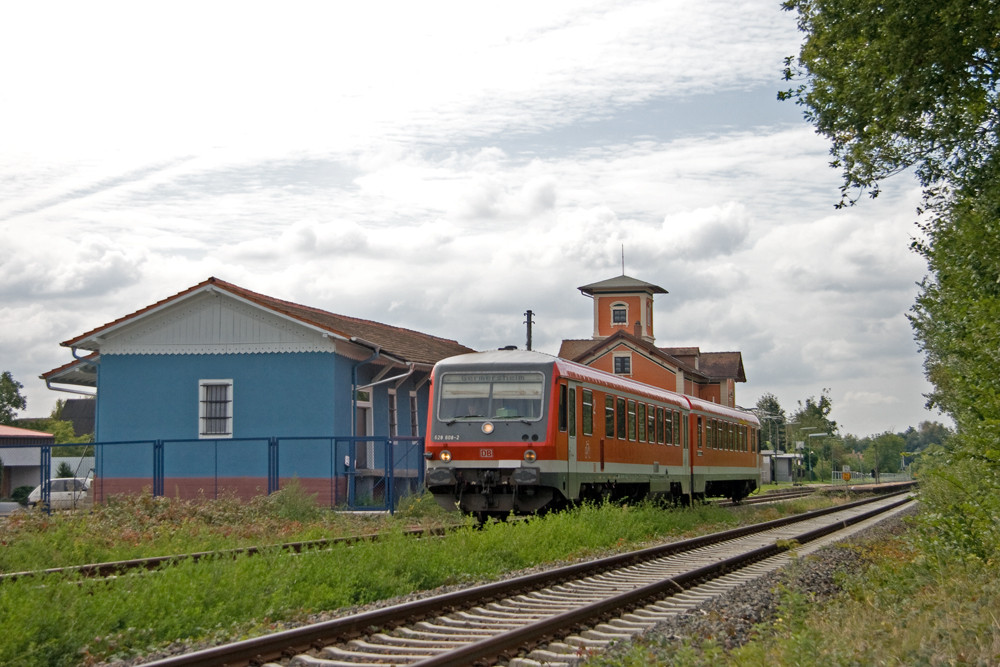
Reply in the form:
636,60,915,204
559,331,747,384
59,277,474,368
697,351,747,383
578,274,668,296
560,330,704,380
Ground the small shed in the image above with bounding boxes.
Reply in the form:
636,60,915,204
0,424,54,496
42,277,475,504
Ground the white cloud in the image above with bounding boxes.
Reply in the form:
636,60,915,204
0,0,943,437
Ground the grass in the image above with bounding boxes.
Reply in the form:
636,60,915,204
0,491,843,667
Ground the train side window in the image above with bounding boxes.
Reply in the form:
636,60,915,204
605,395,615,438
616,397,627,439
627,400,637,441
637,403,646,442
559,385,567,432
716,421,722,450
707,419,714,449
569,388,576,437
582,389,593,436
673,412,681,446
664,409,673,444
648,407,656,445
697,416,703,449
655,407,664,443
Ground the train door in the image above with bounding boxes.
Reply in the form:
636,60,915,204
557,381,580,502
566,383,578,498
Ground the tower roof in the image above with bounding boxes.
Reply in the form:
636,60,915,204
577,274,668,296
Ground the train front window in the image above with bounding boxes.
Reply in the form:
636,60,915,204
438,372,544,422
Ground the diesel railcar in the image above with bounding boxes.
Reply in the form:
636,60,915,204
424,350,761,516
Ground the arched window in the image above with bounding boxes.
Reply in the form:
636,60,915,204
611,302,628,325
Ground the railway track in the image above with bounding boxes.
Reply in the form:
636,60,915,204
143,489,914,667
3,485,847,583
0,526,453,584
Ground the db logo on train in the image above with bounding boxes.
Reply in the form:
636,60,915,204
480,448,494,458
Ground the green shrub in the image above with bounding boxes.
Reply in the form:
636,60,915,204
11,486,33,506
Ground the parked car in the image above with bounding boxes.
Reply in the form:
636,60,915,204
27,477,92,510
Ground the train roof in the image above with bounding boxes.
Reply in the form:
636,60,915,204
433,350,759,424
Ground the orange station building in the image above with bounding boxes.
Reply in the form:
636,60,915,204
557,274,747,408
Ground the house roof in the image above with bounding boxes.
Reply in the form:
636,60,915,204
58,277,474,368
578,274,668,296
0,424,53,440
696,351,747,383
558,331,746,384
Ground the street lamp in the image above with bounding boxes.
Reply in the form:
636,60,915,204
806,432,829,482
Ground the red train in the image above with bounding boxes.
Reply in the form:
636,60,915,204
424,350,761,517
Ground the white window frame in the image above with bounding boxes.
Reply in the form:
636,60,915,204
199,379,234,439
613,353,632,376
611,301,629,326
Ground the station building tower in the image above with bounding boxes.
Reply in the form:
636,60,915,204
557,274,747,408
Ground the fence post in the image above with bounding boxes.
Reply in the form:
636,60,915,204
386,437,394,514
268,437,279,494
40,444,52,512
153,440,164,497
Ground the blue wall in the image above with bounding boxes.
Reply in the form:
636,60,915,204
97,352,343,442
93,352,428,481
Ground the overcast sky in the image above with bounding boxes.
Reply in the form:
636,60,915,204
0,1,944,437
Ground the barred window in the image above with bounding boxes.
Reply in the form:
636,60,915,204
409,392,420,436
199,380,233,438
388,389,399,437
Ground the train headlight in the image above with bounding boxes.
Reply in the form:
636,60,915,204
481,422,495,434
440,450,452,463
523,449,537,463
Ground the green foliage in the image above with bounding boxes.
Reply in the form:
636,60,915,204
781,0,1000,207
783,0,1000,557
754,393,787,451
0,371,27,425
15,419,91,445
789,389,838,436
861,432,906,474
11,486,33,506
0,495,842,665
55,462,74,479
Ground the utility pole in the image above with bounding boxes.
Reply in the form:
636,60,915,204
524,310,535,351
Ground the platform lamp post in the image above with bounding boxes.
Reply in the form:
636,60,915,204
794,426,817,481
806,433,828,482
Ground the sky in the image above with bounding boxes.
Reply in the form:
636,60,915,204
0,1,945,437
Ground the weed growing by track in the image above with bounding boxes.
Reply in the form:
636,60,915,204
0,492,841,667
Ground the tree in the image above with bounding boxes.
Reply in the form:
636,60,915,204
0,371,27,425
754,393,788,451
56,462,74,478
781,0,1000,557
863,432,906,476
780,0,1000,208
789,389,838,436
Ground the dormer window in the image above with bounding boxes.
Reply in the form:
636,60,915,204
611,302,628,325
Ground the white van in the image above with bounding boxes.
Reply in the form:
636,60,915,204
27,478,92,510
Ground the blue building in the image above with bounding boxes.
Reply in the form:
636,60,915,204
42,278,473,504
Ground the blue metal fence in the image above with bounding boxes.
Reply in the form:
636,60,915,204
9,435,425,513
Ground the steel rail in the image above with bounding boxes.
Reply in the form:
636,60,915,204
411,494,914,666
142,488,915,667
0,526,452,583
